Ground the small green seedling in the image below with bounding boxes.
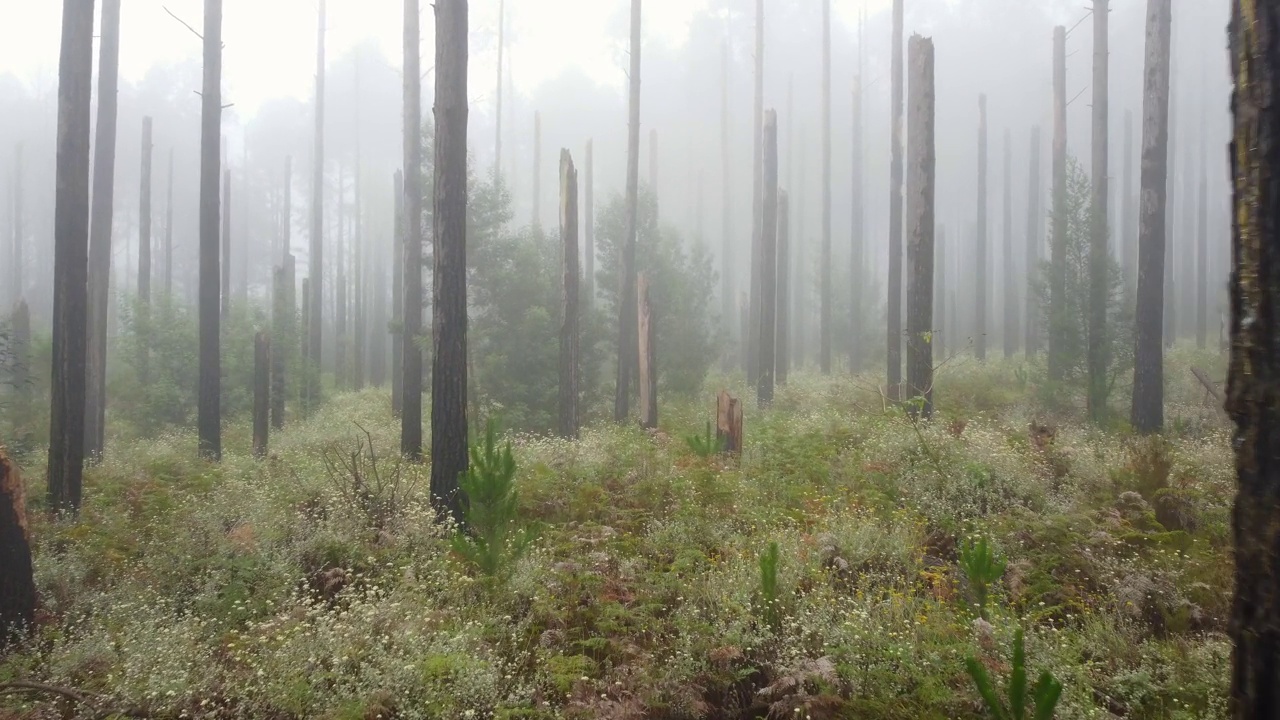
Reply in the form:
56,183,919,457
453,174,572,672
685,420,726,457
966,627,1063,720
959,535,1007,620
759,541,781,630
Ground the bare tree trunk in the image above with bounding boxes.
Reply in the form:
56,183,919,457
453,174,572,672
638,274,657,428
335,164,347,389
301,276,311,409
1049,25,1068,381
1227,2,1280,710
748,0,763,384
84,0,120,464
253,332,270,458
310,0,326,399
820,0,832,374
906,34,935,418
197,0,224,461
614,0,641,424
936,225,947,360
1131,0,1171,435
494,0,503,181
165,148,174,296
585,139,594,308
430,0,469,524
1164,28,1178,349
1026,126,1043,356
272,266,288,430
392,170,404,416
649,128,658,200
532,110,541,230
1001,129,1016,359
10,144,21,307
221,168,230,318
139,117,153,304
887,0,904,393
777,189,790,385
402,1,424,456
1088,0,1110,425
976,94,988,361
1196,111,1208,350
757,110,778,408
720,40,734,371
0,450,33,647
559,149,580,439
851,16,864,372
1123,111,1136,299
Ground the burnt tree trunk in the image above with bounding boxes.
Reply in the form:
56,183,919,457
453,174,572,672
638,274,657,428
887,0,904,392
84,0,120,464
165,148,174,296
310,0,326,397
1227,2,1280,712
197,0,224,460
748,0,764,384
777,190,791,385
720,41,735,371
1088,0,1111,425
716,390,743,456
1003,128,1016,359
392,169,404,417
614,0,642,424
906,34,935,418
138,117,153,384
253,331,270,459
1049,25,1068,381
0,450,33,648
1123,110,1137,298
585,139,595,308
819,0,832,374
757,110,779,408
976,94,989,361
936,225,947,361
1131,0,1171,435
559,149,580,439
430,0,469,524
1026,126,1043,356
402,0,424,457
221,168,231,318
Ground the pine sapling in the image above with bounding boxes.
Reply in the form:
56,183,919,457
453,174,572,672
966,627,1063,720
452,420,534,578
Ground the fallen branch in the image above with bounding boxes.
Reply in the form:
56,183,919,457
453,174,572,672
0,680,157,719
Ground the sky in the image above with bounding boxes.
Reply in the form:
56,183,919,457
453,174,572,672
0,0,891,119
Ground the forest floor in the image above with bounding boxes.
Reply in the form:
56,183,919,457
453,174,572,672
1,347,1233,720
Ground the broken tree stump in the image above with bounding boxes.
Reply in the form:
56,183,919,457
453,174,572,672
716,390,744,456
0,448,34,648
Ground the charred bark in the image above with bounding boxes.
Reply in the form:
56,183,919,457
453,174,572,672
559,150,580,439
614,0,641,424
1088,0,1111,425
0,450,33,648
197,0,224,460
402,1,423,456
906,34,935,418
887,0,904,392
1049,25,1069,381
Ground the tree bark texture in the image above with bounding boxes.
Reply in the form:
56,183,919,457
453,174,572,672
559,149,580,439
402,0,424,457
1050,26,1069,381
253,332,270,459
757,109,778,408
888,0,904,393
614,0,641,424
906,34,935,418
777,190,791,385
1027,126,1043,356
197,0,224,461
1088,0,1111,425
638,274,657,428
820,0,832,374
0,449,33,648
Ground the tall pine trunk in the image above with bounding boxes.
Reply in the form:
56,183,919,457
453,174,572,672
976,94,988,361
777,190,791,385
585,139,594,308
819,0,832,374
1131,0,1171,435
748,0,764,384
906,33,936,418
392,170,404,416
1026,126,1042,356
887,0,904,393
720,40,734,370
1003,128,1016,358
1088,0,1111,425
221,169,231,318
402,1,423,456
559,150,580,439
197,0,223,460
1123,111,1137,298
614,0,642,423
638,275,657,427
310,0,326,401
429,0,469,524
1049,25,1068,381
84,0,120,464
165,148,174,296
758,109,778,408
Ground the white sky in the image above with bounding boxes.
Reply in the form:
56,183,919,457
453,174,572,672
0,0,889,118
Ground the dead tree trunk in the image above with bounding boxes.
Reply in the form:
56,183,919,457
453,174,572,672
936,225,947,360
138,117,153,384
0,450,33,648
906,34,935,418
585,139,594,308
402,0,424,457
720,41,735,371
310,0,326,398
1123,110,1137,298
716,390,743,456
851,20,865,372
392,169,404,417
1027,126,1043,356
1088,0,1111,425
253,332,270,458
301,277,311,410
84,0,120,465
271,265,288,430
757,110,779,408
614,0,641,424
638,274,657,428
197,0,224,461
221,168,231,318
1049,25,1068,381
1003,128,1016,359
1227,1,1280,708
649,128,658,200
976,94,989,361
1196,119,1208,350
1131,0,1171,435
748,0,764,385
819,0,832,374
165,148,174,296
558,149,580,439
777,190,791,385
887,0,904,393
429,0,469,525
10,144,22,307
1164,32,1178,350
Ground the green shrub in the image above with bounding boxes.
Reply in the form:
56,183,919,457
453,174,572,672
759,541,781,630
959,535,1007,620
966,627,1063,720
452,420,534,578
685,420,725,458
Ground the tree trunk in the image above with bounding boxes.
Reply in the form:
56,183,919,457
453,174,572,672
638,274,657,428
430,0,469,525
1165,29,1178,350
819,0,832,374
887,0,904,392
301,277,311,409
335,164,347,389
11,302,30,414
1123,111,1136,299
1003,128,1016,359
1196,118,1208,350
532,110,541,230
84,0,120,465
139,117,153,304
976,94,988,361
10,144,22,307
614,0,641,424
1026,126,1043,356
851,18,864,373
559,149,580,439
1131,0,1171,435
757,110,778,408
585,139,594,308
253,331,270,459
1049,25,1068,381
221,168,231,319
1088,0,1111,425
649,128,658,201
310,0,326,399
271,264,287,430
197,0,224,461
0,449,33,648
748,0,764,385
1227,3,1280,712
777,190,790,385
936,225,947,360
392,169,404,417
720,40,735,371
402,0,423,456
354,115,365,391
716,389,743,456
165,148,174,296
906,34,935,418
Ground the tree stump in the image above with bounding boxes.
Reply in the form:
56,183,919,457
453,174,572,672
716,390,743,456
638,274,657,429
0,448,34,648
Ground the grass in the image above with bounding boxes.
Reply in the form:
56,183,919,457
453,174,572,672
0,347,1233,719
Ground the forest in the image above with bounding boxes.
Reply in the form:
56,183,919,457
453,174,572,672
1,0,1278,718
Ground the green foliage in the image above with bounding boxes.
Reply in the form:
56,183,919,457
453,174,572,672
959,535,1007,620
759,541,781,630
965,628,1064,720
684,420,725,457
452,420,534,578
